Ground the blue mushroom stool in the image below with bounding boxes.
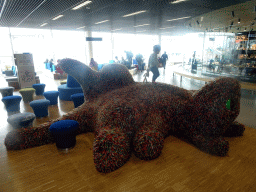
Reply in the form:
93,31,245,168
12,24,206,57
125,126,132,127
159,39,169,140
43,91,59,105
2,95,22,114
32,84,46,95
49,120,79,150
29,99,50,117
0,87,15,98
71,93,84,108
7,112,36,129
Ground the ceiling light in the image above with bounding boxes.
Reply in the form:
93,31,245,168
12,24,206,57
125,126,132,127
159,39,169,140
111,28,122,32
238,18,240,23
137,30,147,33
95,20,109,24
134,24,150,27
72,1,92,10
170,0,188,4
160,26,176,29
52,15,63,20
77,26,86,29
123,10,146,17
166,16,191,22
201,17,204,22
40,23,48,27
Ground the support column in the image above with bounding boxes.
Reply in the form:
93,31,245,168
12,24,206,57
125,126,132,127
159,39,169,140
87,29,93,60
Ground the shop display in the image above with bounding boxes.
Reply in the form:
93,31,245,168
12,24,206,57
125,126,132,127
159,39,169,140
5,58,245,173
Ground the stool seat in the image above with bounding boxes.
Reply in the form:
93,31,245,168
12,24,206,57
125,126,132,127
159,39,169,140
49,120,79,150
32,84,46,95
30,99,50,117
71,93,84,108
7,112,36,129
0,87,15,98
43,91,59,105
19,88,35,102
2,95,22,114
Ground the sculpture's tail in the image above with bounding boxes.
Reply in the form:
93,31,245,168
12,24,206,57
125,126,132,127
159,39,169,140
59,58,100,100
60,58,135,100
5,104,93,150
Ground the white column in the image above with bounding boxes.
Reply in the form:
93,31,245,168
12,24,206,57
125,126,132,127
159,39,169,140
87,30,93,60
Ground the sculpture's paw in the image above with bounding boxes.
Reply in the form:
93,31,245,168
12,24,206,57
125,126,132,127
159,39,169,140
133,128,164,160
192,135,229,156
5,131,24,150
223,121,245,137
93,128,131,173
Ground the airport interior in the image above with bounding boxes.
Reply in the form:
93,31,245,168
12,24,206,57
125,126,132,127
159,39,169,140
0,0,256,191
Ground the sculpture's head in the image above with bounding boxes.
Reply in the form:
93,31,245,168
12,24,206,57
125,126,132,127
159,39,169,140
189,77,241,136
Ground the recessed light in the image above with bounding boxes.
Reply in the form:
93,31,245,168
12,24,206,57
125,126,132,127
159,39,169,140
137,30,147,33
40,23,48,27
123,10,147,17
111,28,122,32
134,24,150,27
167,16,191,22
95,20,109,24
72,1,92,10
52,15,63,20
160,26,176,29
77,26,86,29
170,0,188,4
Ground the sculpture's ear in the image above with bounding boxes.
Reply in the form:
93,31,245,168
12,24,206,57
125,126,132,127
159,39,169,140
192,77,241,136
59,58,100,99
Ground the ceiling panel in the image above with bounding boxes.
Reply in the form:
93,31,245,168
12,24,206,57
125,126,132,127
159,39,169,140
0,0,252,34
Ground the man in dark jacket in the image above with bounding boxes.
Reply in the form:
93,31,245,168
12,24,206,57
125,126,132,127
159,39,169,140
161,51,168,69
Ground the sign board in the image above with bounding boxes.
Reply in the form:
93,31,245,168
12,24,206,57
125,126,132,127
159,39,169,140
14,53,36,88
86,37,102,41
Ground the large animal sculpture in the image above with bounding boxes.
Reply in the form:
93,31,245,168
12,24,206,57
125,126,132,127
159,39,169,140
5,58,245,173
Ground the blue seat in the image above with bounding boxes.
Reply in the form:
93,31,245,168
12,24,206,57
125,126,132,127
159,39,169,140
43,91,59,105
0,87,15,98
2,95,22,113
49,120,79,150
67,75,81,88
32,83,46,95
7,112,36,129
58,75,83,101
29,99,50,117
71,93,84,108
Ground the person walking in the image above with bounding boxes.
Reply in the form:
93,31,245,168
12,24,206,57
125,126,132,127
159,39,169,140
146,45,161,83
161,51,168,69
89,58,98,71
